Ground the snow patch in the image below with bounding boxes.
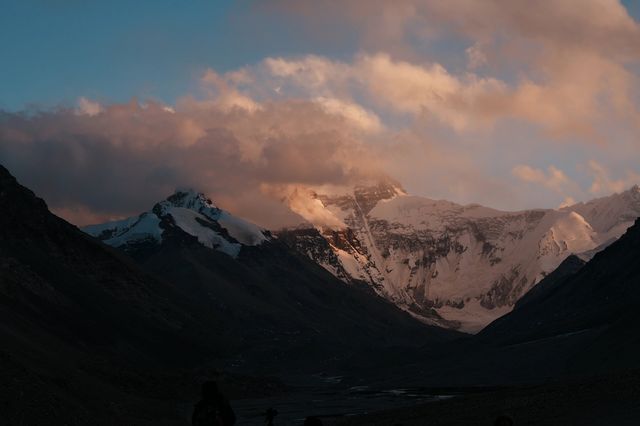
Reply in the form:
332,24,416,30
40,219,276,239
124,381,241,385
218,211,268,246
84,213,162,247
437,299,512,334
164,207,242,257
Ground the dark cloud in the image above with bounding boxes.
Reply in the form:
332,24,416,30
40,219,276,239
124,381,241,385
0,100,379,227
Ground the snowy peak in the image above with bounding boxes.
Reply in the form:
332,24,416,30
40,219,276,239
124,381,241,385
281,177,405,231
159,189,220,220
537,211,597,271
280,183,640,333
84,190,269,258
564,185,640,238
313,178,405,223
352,178,406,214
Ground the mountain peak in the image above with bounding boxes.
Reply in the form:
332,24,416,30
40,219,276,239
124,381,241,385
352,178,405,215
157,189,221,222
166,189,217,210
353,176,406,196
86,189,268,258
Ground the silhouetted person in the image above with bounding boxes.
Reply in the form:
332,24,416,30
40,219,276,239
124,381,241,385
192,381,236,426
264,407,278,425
303,416,322,426
494,414,514,426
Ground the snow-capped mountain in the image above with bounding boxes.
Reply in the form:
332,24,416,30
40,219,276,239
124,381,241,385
84,189,270,257
81,186,458,374
278,181,640,332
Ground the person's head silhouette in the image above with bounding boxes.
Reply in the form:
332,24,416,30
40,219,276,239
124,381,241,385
494,414,514,426
201,380,219,400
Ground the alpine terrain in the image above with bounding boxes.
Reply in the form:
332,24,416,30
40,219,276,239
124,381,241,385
0,163,458,424
82,188,459,373
277,179,640,332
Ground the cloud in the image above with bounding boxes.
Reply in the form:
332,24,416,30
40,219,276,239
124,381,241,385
558,196,577,209
262,53,507,131
465,42,488,70
0,96,381,228
2,2,640,226
268,0,640,60
588,160,640,195
512,165,572,194
314,96,382,133
262,184,347,229
76,97,103,116
259,50,638,139
260,1,640,139
200,69,262,112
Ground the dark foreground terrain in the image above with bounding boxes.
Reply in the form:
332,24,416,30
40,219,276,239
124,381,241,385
2,157,640,425
325,370,640,426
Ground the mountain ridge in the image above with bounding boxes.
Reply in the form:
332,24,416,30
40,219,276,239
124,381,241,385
83,180,640,333
83,183,460,374
276,180,640,332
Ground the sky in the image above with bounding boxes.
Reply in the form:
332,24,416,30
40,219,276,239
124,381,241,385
1,0,640,228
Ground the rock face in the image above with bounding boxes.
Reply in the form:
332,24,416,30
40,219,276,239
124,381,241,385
278,180,640,332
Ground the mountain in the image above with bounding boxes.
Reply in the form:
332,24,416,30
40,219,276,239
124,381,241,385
84,189,270,258
479,216,640,352
449,215,640,384
83,189,460,374
277,180,640,332
355,216,640,390
0,164,459,424
0,164,230,425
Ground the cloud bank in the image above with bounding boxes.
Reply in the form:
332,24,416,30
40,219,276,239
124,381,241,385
1,0,639,227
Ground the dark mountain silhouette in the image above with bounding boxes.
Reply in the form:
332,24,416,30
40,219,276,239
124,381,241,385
0,164,235,424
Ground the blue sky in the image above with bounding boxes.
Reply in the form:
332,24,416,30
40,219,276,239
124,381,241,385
3,0,639,110
0,0,358,110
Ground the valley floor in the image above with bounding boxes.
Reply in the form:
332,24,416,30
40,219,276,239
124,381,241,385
322,370,640,426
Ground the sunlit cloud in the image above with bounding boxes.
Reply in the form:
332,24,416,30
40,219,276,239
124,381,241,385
76,97,103,116
588,160,640,195
1,0,640,227
512,165,573,194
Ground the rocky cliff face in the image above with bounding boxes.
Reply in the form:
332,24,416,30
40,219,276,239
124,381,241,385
278,181,640,332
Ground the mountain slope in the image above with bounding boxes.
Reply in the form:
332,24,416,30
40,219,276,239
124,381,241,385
84,189,270,258
83,189,461,374
479,216,640,352
0,164,459,424
278,180,640,332
0,164,229,425
357,217,640,390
